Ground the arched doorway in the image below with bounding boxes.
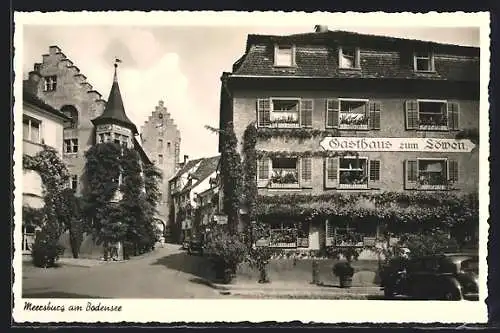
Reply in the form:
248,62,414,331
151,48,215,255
154,218,166,244
61,105,79,129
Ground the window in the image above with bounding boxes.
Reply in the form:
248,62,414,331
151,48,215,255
405,100,459,130
369,160,381,181
274,45,295,67
270,157,299,189
257,98,312,128
121,135,129,147
269,223,298,248
158,113,163,119
61,105,78,129
405,158,458,190
158,154,164,164
414,52,435,72
43,75,57,91
158,139,164,149
113,133,121,145
69,175,78,190
339,47,360,69
167,141,171,150
98,133,105,143
23,116,41,143
338,157,368,189
339,99,369,129
326,223,363,247
64,138,78,153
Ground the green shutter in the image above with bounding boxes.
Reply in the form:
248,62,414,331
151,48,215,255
404,160,418,189
300,99,313,128
369,101,381,130
325,157,338,188
326,99,339,128
257,98,271,127
300,157,312,188
447,102,459,130
405,100,418,130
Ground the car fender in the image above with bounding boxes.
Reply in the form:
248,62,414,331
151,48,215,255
442,276,463,298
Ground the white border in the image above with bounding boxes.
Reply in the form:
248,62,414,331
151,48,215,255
13,11,490,323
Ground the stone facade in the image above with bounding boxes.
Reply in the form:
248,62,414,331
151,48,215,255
219,29,480,254
140,100,181,224
24,45,107,194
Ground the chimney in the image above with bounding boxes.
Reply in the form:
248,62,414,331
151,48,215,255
184,155,189,164
314,25,328,33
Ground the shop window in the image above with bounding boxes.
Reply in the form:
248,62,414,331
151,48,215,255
64,138,78,154
23,115,41,143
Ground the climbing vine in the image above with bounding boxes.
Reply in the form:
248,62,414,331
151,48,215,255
242,122,258,223
256,127,339,141
219,121,243,234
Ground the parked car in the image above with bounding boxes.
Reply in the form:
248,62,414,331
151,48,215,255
187,234,204,256
380,253,479,301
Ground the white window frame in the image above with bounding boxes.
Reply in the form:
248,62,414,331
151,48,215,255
338,98,369,130
43,75,57,91
64,138,78,154
416,157,448,190
269,97,301,128
416,99,448,130
413,52,435,72
339,47,360,69
274,44,296,67
338,156,369,189
23,115,42,143
269,157,300,189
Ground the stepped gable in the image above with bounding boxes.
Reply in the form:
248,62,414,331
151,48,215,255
91,62,138,134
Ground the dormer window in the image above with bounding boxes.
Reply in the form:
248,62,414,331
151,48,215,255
274,45,295,67
339,47,360,69
414,51,435,72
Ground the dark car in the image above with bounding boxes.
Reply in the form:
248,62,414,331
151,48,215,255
380,253,479,301
187,235,204,256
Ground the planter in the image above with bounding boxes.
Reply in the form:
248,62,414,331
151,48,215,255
339,276,353,288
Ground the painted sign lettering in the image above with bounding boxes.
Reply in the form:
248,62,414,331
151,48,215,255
320,137,475,153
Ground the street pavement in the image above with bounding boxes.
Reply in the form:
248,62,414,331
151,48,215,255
22,244,225,299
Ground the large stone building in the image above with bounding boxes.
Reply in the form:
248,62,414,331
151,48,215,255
218,27,479,253
140,100,181,227
23,45,107,195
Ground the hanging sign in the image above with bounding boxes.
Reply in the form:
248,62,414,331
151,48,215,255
320,137,475,153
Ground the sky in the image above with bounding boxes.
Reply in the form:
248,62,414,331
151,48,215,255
22,25,480,160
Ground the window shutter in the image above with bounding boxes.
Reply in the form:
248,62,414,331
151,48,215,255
326,99,339,128
448,160,459,183
369,160,381,183
430,52,436,72
300,99,313,128
257,98,271,127
404,160,418,190
405,100,418,130
355,47,361,68
447,102,459,130
324,157,338,188
369,101,381,130
300,157,312,188
257,157,271,188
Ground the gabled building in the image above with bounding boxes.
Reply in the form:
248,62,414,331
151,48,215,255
140,100,181,230
22,88,71,253
167,155,220,243
219,27,480,253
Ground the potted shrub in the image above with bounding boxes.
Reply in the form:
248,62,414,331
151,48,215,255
204,228,247,284
333,261,355,288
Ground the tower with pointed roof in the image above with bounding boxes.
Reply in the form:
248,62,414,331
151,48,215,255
92,61,137,149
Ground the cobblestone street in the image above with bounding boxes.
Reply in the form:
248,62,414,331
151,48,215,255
22,244,224,299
